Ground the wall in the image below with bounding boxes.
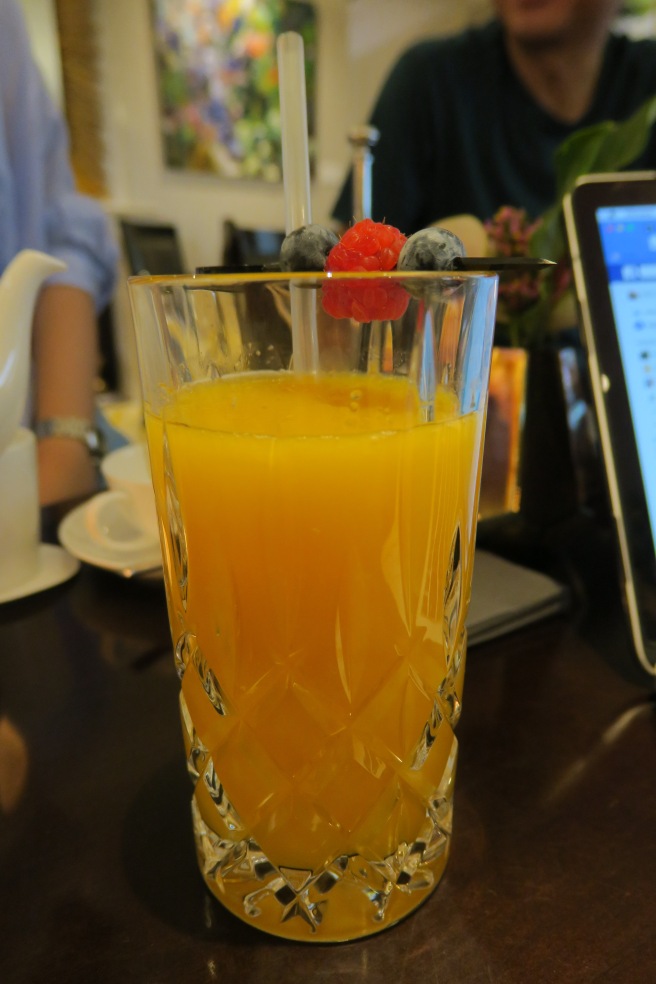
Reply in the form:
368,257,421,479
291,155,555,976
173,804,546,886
18,0,64,109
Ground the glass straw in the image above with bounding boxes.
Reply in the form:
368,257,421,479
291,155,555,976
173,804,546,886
277,31,318,372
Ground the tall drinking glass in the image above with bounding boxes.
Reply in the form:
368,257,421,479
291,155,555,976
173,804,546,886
128,270,498,942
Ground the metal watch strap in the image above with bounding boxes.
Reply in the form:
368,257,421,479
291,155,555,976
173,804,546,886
35,416,105,461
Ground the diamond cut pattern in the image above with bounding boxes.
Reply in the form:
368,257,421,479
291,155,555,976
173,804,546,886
183,622,461,935
166,429,466,938
177,582,464,936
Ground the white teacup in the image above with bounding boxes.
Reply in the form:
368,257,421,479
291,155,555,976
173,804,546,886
85,442,158,553
0,428,40,592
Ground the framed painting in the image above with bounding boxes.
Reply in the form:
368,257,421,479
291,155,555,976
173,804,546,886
151,0,317,182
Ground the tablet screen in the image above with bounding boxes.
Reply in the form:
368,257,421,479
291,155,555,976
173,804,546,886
595,204,656,553
564,173,656,673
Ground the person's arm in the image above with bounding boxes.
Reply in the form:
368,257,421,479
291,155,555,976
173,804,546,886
1,0,118,505
32,284,100,505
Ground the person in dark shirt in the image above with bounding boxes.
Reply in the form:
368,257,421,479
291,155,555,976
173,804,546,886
332,0,656,235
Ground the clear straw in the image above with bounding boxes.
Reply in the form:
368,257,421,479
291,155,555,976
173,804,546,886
278,31,312,233
277,31,318,372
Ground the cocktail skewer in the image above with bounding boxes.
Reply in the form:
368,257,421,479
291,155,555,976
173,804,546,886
452,256,555,271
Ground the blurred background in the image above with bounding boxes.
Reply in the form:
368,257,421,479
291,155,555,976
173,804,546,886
18,0,656,403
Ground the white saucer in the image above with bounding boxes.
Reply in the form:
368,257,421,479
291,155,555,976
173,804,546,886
58,497,163,578
0,544,80,604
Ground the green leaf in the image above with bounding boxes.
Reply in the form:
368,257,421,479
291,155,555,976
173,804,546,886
529,201,564,260
594,95,656,170
510,91,656,343
553,121,617,200
623,0,656,14
553,93,656,202
529,92,656,262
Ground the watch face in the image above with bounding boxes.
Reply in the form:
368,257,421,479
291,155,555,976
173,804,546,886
88,428,106,459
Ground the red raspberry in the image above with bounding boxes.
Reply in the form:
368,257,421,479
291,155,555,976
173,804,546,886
322,279,409,322
322,219,409,321
325,218,407,272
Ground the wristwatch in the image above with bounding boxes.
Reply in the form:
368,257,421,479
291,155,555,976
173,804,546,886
35,416,106,463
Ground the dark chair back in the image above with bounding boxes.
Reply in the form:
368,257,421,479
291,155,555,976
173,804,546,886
222,219,285,267
120,219,186,275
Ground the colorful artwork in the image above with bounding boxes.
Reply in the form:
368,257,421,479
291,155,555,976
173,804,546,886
151,0,317,181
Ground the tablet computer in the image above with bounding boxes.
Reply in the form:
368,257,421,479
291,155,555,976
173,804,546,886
563,172,656,674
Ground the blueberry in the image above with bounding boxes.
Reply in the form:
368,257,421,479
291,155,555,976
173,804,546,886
397,227,466,271
280,224,339,271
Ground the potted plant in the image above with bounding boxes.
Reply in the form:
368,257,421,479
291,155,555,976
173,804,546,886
479,92,656,533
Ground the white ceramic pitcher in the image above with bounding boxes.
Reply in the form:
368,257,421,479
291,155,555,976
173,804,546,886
0,249,66,458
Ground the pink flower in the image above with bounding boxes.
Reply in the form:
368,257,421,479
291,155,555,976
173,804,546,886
485,206,548,315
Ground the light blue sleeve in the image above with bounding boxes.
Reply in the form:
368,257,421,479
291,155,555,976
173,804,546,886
0,0,119,312
44,192,119,313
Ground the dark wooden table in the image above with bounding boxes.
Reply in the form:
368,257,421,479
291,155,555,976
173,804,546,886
1,508,655,984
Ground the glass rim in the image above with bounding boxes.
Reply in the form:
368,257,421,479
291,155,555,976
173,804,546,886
127,269,499,288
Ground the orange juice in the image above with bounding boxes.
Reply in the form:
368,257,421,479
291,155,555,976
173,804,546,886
146,371,484,941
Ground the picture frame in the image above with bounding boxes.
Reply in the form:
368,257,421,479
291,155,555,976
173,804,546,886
151,0,317,182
